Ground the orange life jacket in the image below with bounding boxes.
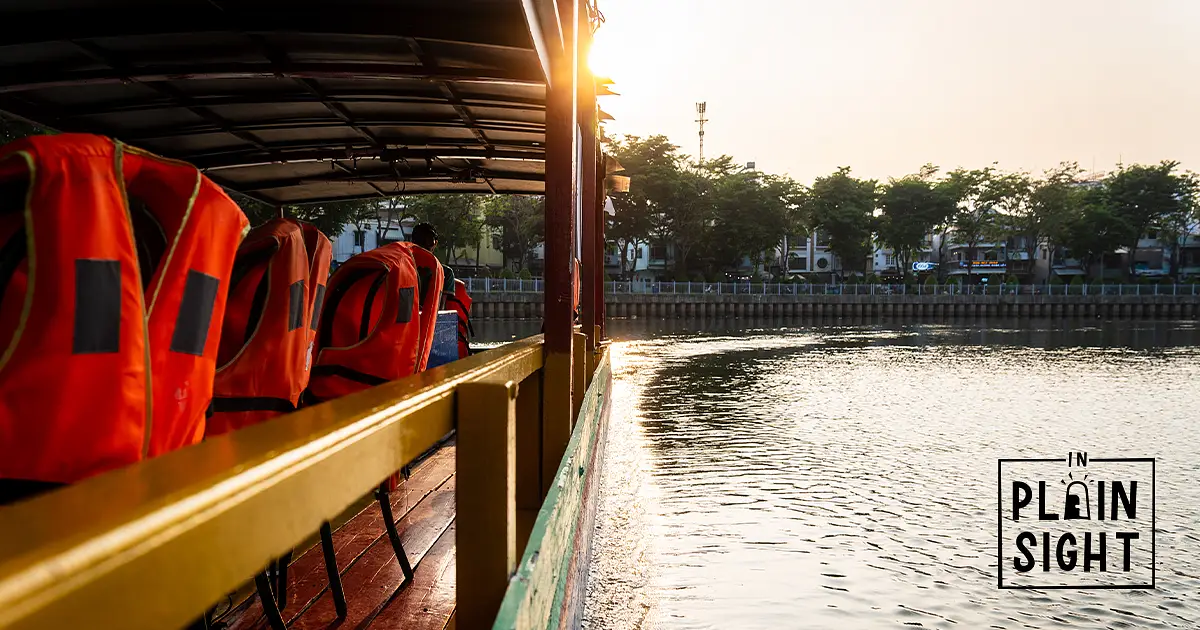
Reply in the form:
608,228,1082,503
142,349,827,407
446,279,473,359
0,134,248,485
307,242,443,402
207,218,331,437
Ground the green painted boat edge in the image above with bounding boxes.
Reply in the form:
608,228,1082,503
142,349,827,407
492,352,614,630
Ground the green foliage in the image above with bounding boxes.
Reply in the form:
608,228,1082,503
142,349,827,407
943,168,1010,276
518,268,532,280
1058,185,1129,281
656,164,715,276
499,269,516,279
606,135,681,277
483,195,544,271
1105,162,1199,280
690,272,705,282
606,138,805,278
1028,163,1084,257
402,194,486,262
1050,275,1065,285
229,193,381,242
878,168,955,274
923,274,938,286
708,170,805,272
1070,276,1085,286
806,167,877,276
1005,275,1020,285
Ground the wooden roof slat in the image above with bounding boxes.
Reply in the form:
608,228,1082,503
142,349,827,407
0,0,555,204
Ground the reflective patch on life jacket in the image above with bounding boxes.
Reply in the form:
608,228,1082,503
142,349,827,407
310,283,326,332
396,287,414,324
72,259,122,354
170,269,220,356
287,279,305,331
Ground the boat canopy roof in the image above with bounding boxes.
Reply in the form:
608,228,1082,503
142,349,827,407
0,0,552,205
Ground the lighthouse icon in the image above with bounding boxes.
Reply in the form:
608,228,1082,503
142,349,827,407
1064,480,1090,520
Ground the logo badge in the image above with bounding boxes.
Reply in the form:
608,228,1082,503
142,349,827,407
997,453,1155,589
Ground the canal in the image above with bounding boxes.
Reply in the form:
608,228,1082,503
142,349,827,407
476,320,1200,629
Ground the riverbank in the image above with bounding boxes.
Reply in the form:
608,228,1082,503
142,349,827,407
470,292,1200,320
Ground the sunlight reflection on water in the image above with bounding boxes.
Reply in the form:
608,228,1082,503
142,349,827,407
564,320,1200,630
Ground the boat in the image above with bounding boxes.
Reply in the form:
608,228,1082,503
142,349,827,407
0,1,615,628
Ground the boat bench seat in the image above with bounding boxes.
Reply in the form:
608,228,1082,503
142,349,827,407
222,444,458,630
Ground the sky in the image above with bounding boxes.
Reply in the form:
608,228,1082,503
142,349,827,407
588,0,1200,184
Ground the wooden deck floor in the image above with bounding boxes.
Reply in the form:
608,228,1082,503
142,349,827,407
220,444,457,630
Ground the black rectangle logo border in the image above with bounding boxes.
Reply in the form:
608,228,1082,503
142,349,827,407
997,457,1155,590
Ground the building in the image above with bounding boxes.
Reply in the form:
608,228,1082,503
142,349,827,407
330,207,507,273
780,230,839,278
606,241,674,281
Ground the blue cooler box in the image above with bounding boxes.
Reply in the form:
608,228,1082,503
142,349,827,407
426,310,460,369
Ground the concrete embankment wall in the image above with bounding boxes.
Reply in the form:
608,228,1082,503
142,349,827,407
470,293,1200,320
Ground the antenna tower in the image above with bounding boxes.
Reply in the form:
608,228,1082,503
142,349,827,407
695,102,707,167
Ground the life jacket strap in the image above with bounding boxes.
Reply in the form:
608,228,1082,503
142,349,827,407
210,396,297,414
445,295,474,336
311,364,390,386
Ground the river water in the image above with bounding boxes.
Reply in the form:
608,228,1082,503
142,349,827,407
479,319,1200,630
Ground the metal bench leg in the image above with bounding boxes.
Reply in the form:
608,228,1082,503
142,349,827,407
320,522,348,619
254,573,287,630
272,550,292,612
375,483,414,582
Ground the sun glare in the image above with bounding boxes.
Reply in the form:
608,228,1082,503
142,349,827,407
588,30,619,79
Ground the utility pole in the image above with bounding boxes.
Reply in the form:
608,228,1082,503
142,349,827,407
695,102,707,168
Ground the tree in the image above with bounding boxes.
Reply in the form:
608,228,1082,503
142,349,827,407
483,195,545,271
1105,162,1196,280
756,174,806,274
229,191,379,240
374,197,404,244
1059,186,1129,281
657,157,722,278
878,167,954,280
289,199,382,241
988,171,1033,274
1158,171,1200,281
806,167,877,277
943,167,1004,284
1028,163,1085,276
606,135,682,278
706,168,797,274
401,194,486,262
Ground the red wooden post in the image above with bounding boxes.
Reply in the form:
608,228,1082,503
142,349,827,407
595,133,607,341
541,0,579,494
578,10,599,356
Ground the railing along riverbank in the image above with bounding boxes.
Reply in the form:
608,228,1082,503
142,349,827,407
464,278,1200,297
461,279,1200,321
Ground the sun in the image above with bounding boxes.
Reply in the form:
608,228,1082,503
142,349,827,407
587,29,620,80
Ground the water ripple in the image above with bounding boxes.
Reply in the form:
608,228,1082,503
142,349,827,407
583,322,1200,630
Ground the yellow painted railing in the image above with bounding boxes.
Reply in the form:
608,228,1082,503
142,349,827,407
0,335,553,630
